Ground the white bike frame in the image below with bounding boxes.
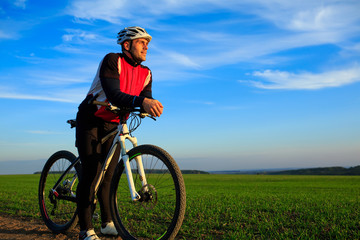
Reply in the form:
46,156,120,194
92,117,148,202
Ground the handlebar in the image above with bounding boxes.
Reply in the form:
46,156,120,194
88,93,156,121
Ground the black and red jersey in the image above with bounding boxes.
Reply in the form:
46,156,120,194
85,52,152,123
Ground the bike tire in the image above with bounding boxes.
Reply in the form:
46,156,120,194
38,150,80,233
110,144,186,240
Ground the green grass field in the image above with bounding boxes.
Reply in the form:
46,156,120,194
0,174,359,239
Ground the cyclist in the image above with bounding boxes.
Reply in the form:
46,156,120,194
76,26,163,240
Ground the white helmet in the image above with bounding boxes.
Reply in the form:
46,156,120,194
117,26,152,45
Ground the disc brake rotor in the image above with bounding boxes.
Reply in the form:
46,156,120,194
138,184,157,210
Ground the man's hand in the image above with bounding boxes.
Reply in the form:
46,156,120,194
142,98,163,117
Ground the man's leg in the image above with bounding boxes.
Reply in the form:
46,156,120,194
76,111,102,231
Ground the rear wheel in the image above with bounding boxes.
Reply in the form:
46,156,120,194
38,150,80,233
110,144,186,239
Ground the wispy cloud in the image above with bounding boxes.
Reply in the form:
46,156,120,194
0,91,79,103
157,29,347,70
255,2,354,37
165,52,201,69
28,72,90,86
67,0,129,23
241,65,360,90
14,0,27,9
61,29,113,45
53,28,114,56
0,85,87,103
62,29,97,42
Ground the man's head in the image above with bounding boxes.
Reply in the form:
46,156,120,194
117,26,152,63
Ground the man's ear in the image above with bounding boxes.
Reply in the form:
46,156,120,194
123,41,130,51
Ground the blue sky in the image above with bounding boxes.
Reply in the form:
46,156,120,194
0,0,359,174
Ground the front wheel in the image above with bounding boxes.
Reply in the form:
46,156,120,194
38,150,80,233
110,144,186,240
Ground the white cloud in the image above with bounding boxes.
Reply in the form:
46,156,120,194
299,4,359,33
231,1,360,34
168,29,345,70
62,29,100,43
32,74,89,86
242,65,360,90
54,29,114,55
14,0,27,9
67,0,213,22
289,6,339,31
67,0,129,23
0,91,77,103
0,84,88,103
166,52,201,69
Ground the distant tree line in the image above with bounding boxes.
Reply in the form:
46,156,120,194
268,165,360,175
181,170,210,174
34,169,210,174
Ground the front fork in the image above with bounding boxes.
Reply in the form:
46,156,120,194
120,129,148,201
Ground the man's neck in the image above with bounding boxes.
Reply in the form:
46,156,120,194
123,51,141,66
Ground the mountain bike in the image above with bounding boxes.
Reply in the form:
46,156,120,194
38,96,186,239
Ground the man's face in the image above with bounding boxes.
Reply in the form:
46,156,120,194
125,38,149,63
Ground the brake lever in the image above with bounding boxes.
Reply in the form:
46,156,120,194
139,113,156,121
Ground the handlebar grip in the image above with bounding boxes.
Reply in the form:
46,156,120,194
93,100,109,106
87,93,109,106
